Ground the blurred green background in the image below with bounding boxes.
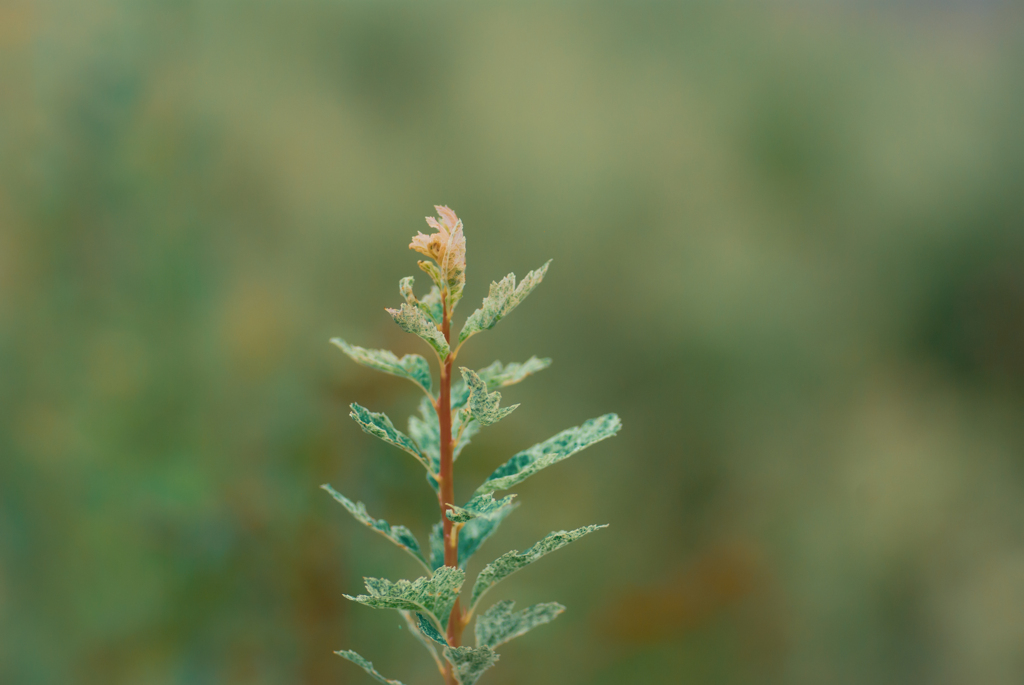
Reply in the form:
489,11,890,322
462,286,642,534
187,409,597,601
4,1,1024,684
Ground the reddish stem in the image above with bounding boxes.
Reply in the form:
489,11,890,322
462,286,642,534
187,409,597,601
436,294,463,684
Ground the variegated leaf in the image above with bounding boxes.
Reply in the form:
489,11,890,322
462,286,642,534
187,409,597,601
335,650,406,685
349,403,434,474
477,356,551,388
446,493,517,524
443,646,498,685
399,276,443,325
457,261,551,345
474,600,565,650
461,368,518,427
331,338,433,396
473,414,621,496
471,525,607,606
345,566,464,626
386,303,450,360
451,357,552,410
321,484,429,572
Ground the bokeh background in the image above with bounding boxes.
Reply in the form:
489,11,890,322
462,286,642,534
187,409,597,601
4,1,1024,684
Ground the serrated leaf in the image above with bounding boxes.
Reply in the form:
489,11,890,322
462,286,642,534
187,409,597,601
471,525,607,606
446,494,517,524
474,414,621,496
345,566,464,626
457,261,550,345
451,357,552,410
443,646,499,685
399,276,443,325
335,650,406,685
474,600,565,650
461,368,518,427
417,612,449,646
350,403,434,474
386,303,450,360
321,484,429,572
331,339,433,396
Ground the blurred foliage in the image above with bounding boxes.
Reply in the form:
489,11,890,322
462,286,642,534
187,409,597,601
3,1,1024,684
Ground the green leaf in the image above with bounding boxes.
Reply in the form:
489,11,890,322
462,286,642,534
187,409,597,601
474,414,621,496
443,646,499,685
457,260,551,345
331,338,433,396
452,411,480,462
321,484,429,572
458,499,518,567
446,493,517,524
474,600,565,650
335,650,406,685
428,497,517,571
451,357,552,410
399,276,443,325
409,398,478,474
349,403,434,474
429,522,445,571
477,356,552,388
417,612,449,646
407,398,441,475
400,611,445,674
460,368,518,427
471,525,607,606
386,303,450,360
345,566,464,627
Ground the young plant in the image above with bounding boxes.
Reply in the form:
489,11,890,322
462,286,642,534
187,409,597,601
324,206,620,685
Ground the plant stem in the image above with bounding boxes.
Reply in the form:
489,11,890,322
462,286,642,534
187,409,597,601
437,294,463,684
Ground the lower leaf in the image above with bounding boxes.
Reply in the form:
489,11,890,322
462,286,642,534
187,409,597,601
474,600,565,650
345,566,464,626
444,646,499,685
321,484,429,572
471,524,607,606
335,650,406,685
